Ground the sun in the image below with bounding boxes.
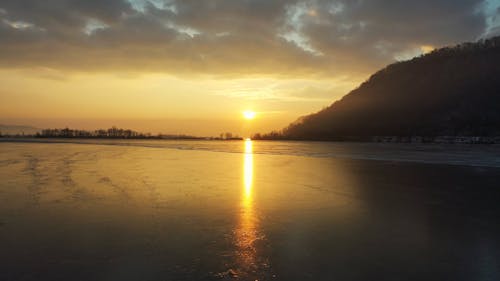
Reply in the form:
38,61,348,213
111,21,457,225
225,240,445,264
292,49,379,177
242,110,256,120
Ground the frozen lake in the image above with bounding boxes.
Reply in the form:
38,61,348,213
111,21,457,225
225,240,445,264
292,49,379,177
0,139,499,280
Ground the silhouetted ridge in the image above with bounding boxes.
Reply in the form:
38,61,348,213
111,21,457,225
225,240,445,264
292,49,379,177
277,36,500,140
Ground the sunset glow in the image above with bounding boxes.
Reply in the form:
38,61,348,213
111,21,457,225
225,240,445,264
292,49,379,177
1,1,495,136
242,110,256,120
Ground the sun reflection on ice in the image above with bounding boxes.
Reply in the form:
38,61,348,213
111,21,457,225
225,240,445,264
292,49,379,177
244,139,253,197
234,138,260,275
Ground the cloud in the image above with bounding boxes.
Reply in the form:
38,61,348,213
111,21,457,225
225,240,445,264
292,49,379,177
0,0,494,77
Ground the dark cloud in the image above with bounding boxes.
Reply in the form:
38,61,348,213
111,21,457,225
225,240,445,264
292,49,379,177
0,0,494,77
298,0,486,68
173,0,292,31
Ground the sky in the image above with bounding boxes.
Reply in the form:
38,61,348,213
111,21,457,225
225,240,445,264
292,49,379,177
1,0,499,136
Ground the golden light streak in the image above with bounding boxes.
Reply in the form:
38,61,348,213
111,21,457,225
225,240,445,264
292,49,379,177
234,138,258,273
243,138,253,197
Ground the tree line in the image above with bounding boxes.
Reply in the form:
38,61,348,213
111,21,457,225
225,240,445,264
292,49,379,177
36,127,203,139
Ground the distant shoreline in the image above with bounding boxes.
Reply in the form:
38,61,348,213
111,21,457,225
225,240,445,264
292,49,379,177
0,127,244,141
0,136,243,142
253,135,500,144
1,136,500,144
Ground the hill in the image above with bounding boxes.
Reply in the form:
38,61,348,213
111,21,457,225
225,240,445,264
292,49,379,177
270,36,500,141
